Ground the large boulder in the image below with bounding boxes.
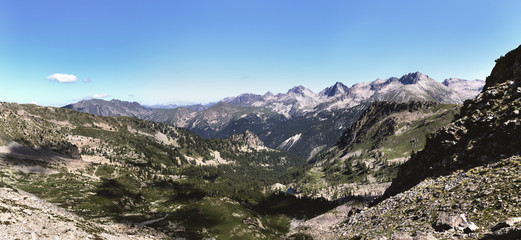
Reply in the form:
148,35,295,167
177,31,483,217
432,213,468,232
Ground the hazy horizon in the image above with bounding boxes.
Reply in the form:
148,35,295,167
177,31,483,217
1,0,520,107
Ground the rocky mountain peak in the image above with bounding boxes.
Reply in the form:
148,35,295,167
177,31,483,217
287,85,313,96
442,77,464,85
109,99,144,108
263,91,275,98
223,93,264,106
398,72,430,85
321,82,349,97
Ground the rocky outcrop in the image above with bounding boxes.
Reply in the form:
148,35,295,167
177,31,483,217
229,130,266,149
483,46,521,90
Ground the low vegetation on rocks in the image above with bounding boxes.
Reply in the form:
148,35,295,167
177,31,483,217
335,156,521,239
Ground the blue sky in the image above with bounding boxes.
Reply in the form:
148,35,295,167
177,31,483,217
1,0,520,106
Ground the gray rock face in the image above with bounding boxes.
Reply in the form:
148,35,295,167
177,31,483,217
229,130,266,149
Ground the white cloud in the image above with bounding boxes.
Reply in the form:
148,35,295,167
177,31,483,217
47,73,78,83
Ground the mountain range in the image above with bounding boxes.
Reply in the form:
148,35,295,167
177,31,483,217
222,72,483,116
1,44,521,239
64,72,483,119
63,72,484,159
